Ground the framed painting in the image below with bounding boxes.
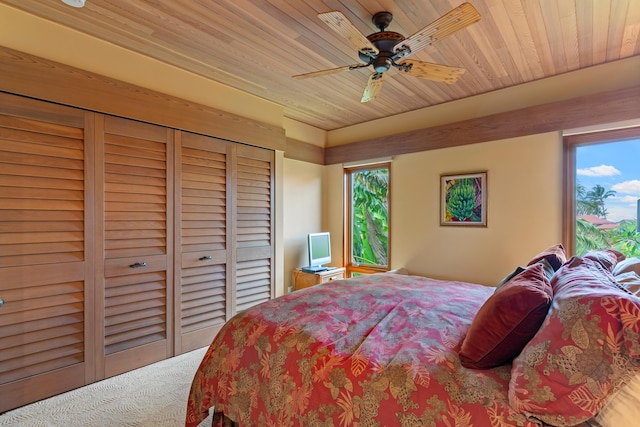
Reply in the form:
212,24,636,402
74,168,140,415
440,172,487,226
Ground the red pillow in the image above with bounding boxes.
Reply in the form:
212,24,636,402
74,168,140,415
509,256,640,426
527,244,567,271
459,263,552,369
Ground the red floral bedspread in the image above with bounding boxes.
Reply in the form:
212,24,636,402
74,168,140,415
185,273,541,427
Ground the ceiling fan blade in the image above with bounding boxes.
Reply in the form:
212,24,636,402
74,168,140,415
292,64,362,79
318,11,379,56
361,73,385,103
398,60,466,84
394,2,481,58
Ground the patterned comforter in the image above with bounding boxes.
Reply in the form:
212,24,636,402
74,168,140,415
185,273,543,427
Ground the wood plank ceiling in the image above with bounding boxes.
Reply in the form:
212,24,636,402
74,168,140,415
3,0,639,131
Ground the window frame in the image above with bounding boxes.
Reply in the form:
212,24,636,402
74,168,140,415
344,162,391,277
563,126,640,256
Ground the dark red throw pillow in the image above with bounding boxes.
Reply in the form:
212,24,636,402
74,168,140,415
526,243,567,271
459,263,553,369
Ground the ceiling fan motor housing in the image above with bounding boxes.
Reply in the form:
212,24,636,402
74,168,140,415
359,31,406,73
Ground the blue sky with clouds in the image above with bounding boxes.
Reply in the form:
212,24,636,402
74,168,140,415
576,138,640,222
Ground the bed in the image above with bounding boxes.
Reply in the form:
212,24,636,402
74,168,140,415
185,246,640,427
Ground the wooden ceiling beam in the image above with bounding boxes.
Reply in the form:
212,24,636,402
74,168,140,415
0,47,285,151
325,84,640,164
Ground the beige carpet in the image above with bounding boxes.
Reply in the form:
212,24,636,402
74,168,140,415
0,347,212,427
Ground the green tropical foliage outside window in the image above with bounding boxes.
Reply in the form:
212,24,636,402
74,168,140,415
350,166,389,267
575,182,640,258
572,135,640,259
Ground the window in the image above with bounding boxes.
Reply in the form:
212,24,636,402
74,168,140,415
344,163,390,276
563,127,640,257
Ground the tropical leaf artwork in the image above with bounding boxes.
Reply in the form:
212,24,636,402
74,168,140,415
442,174,485,224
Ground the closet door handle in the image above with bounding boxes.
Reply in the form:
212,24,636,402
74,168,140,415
0,299,4,308
199,256,212,261
130,262,147,268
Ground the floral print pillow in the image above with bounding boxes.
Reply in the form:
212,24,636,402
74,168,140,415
509,256,640,426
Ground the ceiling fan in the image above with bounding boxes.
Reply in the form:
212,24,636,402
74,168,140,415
293,2,481,103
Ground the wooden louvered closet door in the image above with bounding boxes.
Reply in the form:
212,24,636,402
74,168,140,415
0,93,275,410
174,137,275,353
96,115,173,378
174,132,230,353
0,93,93,412
233,144,274,311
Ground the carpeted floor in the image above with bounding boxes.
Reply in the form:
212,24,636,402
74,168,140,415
0,347,212,427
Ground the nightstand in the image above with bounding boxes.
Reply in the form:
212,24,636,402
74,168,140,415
292,267,346,291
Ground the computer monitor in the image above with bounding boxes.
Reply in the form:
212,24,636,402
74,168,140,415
307,232,331,271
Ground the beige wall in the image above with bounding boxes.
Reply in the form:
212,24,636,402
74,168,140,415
326,132,564,286
282,159,325,291
282,160,350,293
324,164,346,268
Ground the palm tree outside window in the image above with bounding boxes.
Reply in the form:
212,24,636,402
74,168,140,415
564,127,640,257
344,163,390,277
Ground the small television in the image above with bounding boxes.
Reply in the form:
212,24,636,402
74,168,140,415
304,232,331,272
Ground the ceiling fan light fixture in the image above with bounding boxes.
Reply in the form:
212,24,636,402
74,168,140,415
61,0,86,7
372,57,392,73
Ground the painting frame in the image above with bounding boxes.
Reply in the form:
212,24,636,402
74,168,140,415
440,172,487,227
